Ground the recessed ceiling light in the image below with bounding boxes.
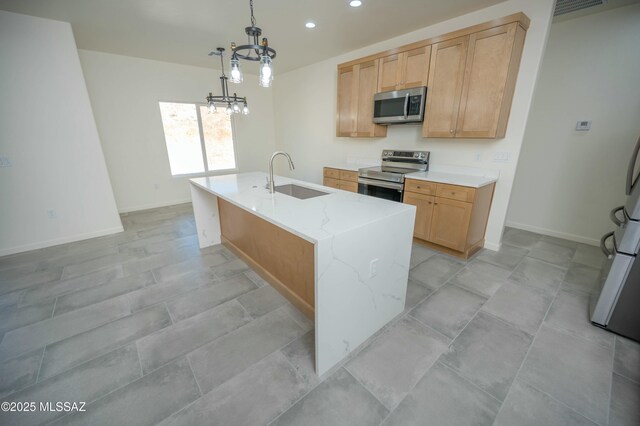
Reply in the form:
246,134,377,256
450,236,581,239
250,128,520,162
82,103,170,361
349,0,362,7
305,22,316,29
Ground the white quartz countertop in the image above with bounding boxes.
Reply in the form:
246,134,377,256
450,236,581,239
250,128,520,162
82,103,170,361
190,172,414,244
324,161,379,172
405,164,499,188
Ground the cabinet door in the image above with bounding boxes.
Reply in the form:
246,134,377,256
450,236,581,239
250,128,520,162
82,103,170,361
403,46,431,89
340,181,358,193
422,36,468,138
456,23,520,138
336,66,356,137
403,191,435,241
354,60,387,137
428,197,472,252
323,177,341,189
378,53,403,92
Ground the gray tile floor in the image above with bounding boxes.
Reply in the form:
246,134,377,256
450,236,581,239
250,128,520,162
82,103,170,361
0,206,638,426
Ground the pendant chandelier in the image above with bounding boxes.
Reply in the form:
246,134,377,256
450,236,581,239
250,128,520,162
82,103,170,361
206,47,249,115
229,0,277,88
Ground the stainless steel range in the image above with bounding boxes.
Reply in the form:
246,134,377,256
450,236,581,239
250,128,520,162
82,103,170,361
358,150,430,202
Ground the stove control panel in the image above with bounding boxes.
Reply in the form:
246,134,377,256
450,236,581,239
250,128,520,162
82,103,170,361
381,150,430,162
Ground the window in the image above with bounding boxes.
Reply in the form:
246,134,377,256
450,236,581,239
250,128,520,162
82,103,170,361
158,102,237,176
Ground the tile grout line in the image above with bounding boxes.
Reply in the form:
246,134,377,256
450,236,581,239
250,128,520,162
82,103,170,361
50,297,58,318
266,350,324,426
490,268,567,426
34,345,46,384
185,355,204,397
606,337,616,426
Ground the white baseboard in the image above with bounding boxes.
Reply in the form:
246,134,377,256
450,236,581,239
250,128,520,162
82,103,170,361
118,198,192,214
0,225,125,257
483,241,501,252
505,220,599,247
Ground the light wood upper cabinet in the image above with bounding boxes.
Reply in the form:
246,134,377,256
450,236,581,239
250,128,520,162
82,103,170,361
423,22,526,139
456,23,525,138
403,46,431,89
337,13,529,140
337,61,387,138
377,46,431,92
422,36,469,138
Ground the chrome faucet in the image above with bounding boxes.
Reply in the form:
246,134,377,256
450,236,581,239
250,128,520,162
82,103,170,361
267,151,295,193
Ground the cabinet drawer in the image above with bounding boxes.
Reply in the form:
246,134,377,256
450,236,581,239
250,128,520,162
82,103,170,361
323,168,341,179
436,183,475,202
340,181,358,193
323,177,341,189
404,179,437,196
339,170,358,183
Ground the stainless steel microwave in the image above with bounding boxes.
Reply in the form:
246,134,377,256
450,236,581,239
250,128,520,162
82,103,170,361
373,87,427,124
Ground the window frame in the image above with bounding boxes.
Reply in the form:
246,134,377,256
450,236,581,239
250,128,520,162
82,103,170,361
158,100,239,178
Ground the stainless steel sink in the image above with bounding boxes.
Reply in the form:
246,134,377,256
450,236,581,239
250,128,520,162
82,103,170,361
274,184,328,199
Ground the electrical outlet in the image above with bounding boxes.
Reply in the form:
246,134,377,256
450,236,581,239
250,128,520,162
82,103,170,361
0,156,12,167
369,259,379,278
46,209,57,219
474,152,482,162
492,151,510,163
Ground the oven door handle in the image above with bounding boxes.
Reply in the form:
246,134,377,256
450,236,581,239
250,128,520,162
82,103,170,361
600,231,615,258
358,177,403,191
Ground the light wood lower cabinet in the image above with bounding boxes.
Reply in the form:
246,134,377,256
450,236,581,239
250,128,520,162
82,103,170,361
323,167,359,193
404,178,495,258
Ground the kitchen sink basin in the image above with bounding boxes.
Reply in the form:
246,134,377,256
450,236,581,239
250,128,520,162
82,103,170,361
274,184,328,199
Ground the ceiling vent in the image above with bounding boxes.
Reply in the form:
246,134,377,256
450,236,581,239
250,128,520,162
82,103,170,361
554,0,608,16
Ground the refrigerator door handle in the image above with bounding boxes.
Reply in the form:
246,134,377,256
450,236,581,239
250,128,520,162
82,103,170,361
626,136,640,195
600,231,615,258
610,206,626,227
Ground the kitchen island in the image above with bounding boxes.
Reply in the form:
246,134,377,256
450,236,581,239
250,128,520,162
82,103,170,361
190,172,415,375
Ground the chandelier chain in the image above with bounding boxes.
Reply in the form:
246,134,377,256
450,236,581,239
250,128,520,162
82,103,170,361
249,0,256,27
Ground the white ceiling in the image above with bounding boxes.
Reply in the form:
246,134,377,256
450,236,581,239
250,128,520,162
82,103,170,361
0,0,506,72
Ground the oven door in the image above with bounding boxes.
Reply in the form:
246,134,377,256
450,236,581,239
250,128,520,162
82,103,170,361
358,178,403,202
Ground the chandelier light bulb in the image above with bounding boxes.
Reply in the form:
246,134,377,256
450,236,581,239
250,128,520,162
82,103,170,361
242,104,250,115
208,101,216,113
226,104,233,114
229,56,243,83
232,101,240,112
259,55,273,88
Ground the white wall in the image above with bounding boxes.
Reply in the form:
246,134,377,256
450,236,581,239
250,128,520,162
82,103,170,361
507,3,640,245
78,50,277,212
0,11,122,256
272,0,556,250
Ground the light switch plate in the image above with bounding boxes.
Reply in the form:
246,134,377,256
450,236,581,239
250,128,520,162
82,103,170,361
0,156,12,167
492,151,510,163
576,120,591,131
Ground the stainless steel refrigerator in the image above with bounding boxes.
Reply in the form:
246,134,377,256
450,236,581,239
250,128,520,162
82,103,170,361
591,136,640,341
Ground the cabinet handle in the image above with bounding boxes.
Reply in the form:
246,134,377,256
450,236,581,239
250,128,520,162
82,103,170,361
449,129,454,133
451,192,456,195
434,202,438,205
416,186,421,189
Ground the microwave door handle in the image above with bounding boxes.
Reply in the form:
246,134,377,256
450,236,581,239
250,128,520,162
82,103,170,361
403,93,409,119
626,136,640,195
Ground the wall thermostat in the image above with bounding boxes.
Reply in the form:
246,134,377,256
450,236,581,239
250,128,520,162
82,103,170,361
576,120,592,131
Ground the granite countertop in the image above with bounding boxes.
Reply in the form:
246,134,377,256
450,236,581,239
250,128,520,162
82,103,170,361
190,172,414,243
